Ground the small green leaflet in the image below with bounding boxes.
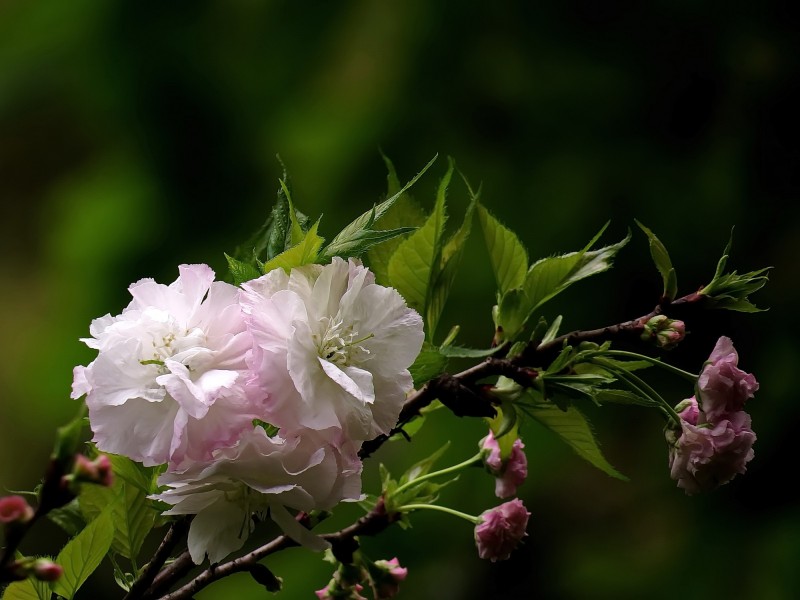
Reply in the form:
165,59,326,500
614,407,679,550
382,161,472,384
408,342,449,388
224,253,262,286
319,155,437,260
523,224,631,314
699,231,770,312
367,154,429,284
426,175,477,340
495,225,630,342
53,504,115,600
519,394,627,480
635,220,678,301
387,160,451,312
477,203,528,294
261,219,325,273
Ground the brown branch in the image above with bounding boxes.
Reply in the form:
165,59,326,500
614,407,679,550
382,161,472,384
360,291,707,460
123,517,190,600
155,500,398,600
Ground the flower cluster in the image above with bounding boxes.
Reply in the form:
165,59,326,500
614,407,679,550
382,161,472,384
474,499,531,562
667,337,758,494
72,258,424,563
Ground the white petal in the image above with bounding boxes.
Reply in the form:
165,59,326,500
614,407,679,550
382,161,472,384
319,360,375,405
188,499,251,564
270,504,329,552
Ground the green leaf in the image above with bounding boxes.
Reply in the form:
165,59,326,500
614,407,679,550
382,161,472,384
521,395,627,480
261,219,324,273
78,455,157,560
495,288,531,343
408,342,449,387
438,345,499,358
47,498,87,536
321,155,436,260
2,576,53,600
428,187,475,339
103,453,158,496
224,253,262,286
278,180,306,247
400,442,451,486
592,389,657,407
524,225,631,314
478,203,529,294
367,197,427,284
635,220,678,301
79,484,155,561
387,161,450,318
541,315,563,345
699,230,771,312
233,161,294,264
53,504,115,600
700,267,771,312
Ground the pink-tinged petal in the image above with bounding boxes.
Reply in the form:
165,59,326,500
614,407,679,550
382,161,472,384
475,499,530,562
74,265,256,468
697,336,758,422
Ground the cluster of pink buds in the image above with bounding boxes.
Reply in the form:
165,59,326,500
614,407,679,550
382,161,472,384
641,315,686,349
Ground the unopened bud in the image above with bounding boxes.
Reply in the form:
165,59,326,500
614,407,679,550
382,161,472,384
370,557,407,599
0,495,35,525
8,558,63,583
32,559,63,582
70,454,114,488
641,315,686,349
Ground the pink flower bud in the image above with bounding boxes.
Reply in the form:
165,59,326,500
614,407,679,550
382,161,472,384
0,495,34,524
641,315,686,349
32,559,63,582
474,498,530,562
315,582,366,600
698,336,758,422
72,454,114,488
480,431,528,499
371,557,407,599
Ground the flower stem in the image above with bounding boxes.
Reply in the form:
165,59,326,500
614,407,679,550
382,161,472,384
393,453,482,496
602,350,698,381
592,358,683,426
397,503,480,524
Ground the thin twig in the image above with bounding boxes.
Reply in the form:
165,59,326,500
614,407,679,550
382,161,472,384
124,517,190,600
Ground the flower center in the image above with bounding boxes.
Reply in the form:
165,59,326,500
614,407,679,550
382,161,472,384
313,316,372,367
140,325,206,372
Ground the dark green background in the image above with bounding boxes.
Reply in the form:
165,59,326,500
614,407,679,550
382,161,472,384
1,2,797,598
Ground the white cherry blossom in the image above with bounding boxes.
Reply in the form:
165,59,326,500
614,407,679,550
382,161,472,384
72,264,263,468
240,258,424,442
152,427,362,564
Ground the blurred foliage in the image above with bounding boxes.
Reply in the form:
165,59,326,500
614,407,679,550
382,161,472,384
1,1,798,598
